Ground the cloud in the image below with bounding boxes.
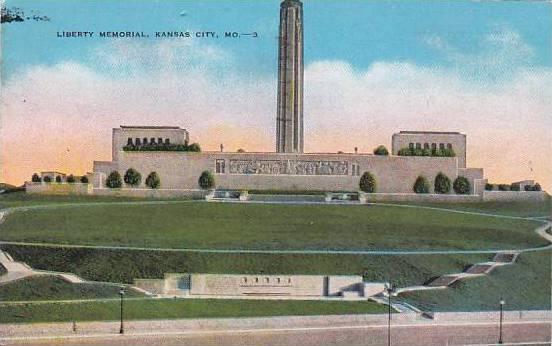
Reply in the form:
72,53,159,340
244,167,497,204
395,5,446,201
1,30,551,191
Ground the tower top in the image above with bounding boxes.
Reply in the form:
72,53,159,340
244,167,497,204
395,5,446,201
281,0,302,7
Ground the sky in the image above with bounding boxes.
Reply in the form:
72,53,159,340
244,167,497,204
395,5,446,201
1,0,551,190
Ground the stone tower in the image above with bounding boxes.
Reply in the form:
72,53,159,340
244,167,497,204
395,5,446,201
276,0,304,153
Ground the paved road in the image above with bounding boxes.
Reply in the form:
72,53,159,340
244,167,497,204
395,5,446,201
2,321,550,346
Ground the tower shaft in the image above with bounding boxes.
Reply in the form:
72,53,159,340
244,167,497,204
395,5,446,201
276,0,304,153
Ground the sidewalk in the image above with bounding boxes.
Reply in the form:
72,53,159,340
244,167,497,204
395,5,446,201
0,311,549,340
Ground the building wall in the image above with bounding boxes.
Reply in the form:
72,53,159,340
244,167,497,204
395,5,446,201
112,127,189,161
391,132,467,168
25,182,92,195
93,151,461,194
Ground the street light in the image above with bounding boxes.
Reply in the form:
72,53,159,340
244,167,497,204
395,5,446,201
385,282,394,346
119,287,125,335
498,298,505,344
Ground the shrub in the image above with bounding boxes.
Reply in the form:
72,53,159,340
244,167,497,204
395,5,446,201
413,176,430,194
397,148,412,156
145,172,161,189
524,185,532,191
421,149,431,156
453,176,470,194
534,183,542,191
124,168,141,187
198,171,215,189
485,183,494,191
43,176,51,183
434,172,451,194
66,174,76,183
373,145,389,156
106,171,122,189
237,148,246,153
498,184,510,191
55,175,62,183
31,173,41,183
510,183,520,191
80,176,89,184
187,143,201,152
359,172,377,193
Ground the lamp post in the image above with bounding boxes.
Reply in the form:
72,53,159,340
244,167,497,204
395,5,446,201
385,283,394,346
498,298,505,344
119,287,125,335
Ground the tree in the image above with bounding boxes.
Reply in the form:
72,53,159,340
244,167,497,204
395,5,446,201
453,176,470,194
145,172,161,189
124,168,141,187
43,176,51,183
237,148,246,153
534,183,542,191
510,183,520,191
80,176,89,184
373,145,389,156
198,171,215,189
413,176,430,194
434,172,451,194
66,174,76,183
498,184,510,191
106,171,122,189
359,172,377,193
485,183,494,191
55,175,62,183
31,173,41,183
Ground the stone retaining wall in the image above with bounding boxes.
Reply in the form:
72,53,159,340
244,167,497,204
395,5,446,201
25,182,92,195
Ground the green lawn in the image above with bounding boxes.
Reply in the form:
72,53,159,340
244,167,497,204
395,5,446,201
0,275,142,301
400,250,552,312
0,298,386,324
0,244,490,285
0,203,544,251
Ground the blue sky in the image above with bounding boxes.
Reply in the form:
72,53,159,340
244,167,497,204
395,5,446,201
2,0,551,189
3,0,551,79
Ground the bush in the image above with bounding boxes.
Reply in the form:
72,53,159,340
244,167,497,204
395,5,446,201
434,172,451,194
534,183,542,192
359,172,377,193
453,176,470,195
55,176,62,183
510,183,520,191
397,148,412,156
106,171,122,189
31,173,41,183
80,176,89,184
187,143,201,152
485,183,494,191
413,176,430,194
145,172,161,189
66,174,76,183
198,171,215,189
498,184,510,191
524,185,532,191
373,145,389,156
43,176,51,183
237,148,246,153
124,168,141,187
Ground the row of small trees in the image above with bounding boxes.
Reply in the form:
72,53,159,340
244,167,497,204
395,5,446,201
359,171,470,194
105,169,160,189
31,173,88,184
485,182,542,192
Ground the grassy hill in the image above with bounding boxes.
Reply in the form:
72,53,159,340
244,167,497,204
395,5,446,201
0,203,544,251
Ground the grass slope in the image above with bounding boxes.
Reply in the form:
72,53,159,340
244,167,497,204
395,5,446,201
0,203,543,251
400,250,552,312
0,276,142,301
0,298,386,324
0,245,490,286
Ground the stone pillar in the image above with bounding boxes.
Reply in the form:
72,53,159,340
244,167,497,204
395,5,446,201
276,0,304,153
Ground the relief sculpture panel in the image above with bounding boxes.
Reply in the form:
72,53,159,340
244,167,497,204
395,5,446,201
229,160,349,176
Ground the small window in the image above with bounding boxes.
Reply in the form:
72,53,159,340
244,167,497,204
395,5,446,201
216,159,226,174
424,143,429,150
255,277,259,283
135,138,141,146
439,143,445,150
447,143,452,150
158,137,163,144
243,277,247,283
127,138,133,146
431,143,437,150
143,137,148,145
415,143,421,149
288,278,291,284
151,137,156,144
277,278,281,283
265,277,269,283
408,143,414,149
165,138,170,144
